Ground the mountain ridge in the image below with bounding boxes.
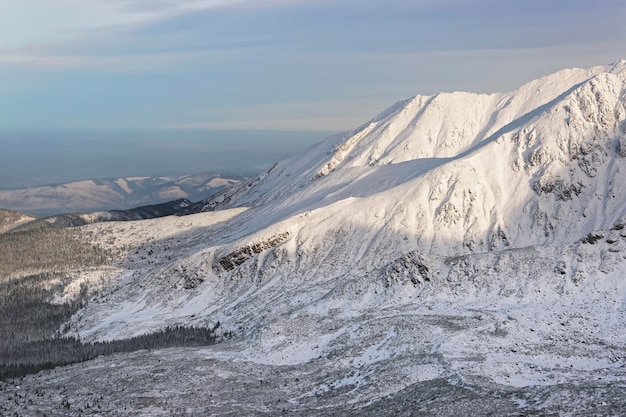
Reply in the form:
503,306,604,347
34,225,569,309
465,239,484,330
184,61,626,255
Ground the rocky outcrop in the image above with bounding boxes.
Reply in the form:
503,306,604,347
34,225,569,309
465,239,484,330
217,232,290,271
382,251,430,287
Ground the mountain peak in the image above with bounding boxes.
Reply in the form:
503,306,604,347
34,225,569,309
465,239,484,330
193,62,626,255
607,58,626,75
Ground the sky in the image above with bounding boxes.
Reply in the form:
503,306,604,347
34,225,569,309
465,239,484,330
0,0,625,187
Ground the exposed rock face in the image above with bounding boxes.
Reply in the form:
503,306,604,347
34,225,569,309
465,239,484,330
382,251,430,287
217,232,290,271
532,177,584,201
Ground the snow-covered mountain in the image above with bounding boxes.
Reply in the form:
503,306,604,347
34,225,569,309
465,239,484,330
0,173,240,215
3,61,626,415
189,60,626,254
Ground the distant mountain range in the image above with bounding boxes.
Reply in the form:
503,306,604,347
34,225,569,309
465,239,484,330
0,173,240,215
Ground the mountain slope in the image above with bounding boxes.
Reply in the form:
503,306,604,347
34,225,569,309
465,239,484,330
0,208,36,234
73,60,626,341
71,60,626,358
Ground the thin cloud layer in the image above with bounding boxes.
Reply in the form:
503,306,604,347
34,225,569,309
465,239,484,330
0,0,624,131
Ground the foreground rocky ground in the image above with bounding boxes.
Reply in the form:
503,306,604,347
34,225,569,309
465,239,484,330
1,331,624,417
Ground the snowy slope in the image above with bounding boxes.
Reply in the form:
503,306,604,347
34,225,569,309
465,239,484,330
43,61,626,412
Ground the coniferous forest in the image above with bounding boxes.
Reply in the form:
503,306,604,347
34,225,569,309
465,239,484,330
0,223,218,381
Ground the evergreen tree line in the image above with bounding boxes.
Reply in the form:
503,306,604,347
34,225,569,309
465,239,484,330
0,325,217,381
0,269,218,381
0,227,110,281
0,271,88,349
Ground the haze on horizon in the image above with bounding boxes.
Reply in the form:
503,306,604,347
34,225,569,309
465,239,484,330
0,0,624,187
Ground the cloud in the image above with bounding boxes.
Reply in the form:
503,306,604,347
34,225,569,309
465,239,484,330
0,0,320,70
0,0,318,46
0,0,624,132
117,0,304,14
2,0,624,72
0,50,212,71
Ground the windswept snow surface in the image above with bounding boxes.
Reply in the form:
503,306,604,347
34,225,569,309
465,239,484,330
9,61,626,415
